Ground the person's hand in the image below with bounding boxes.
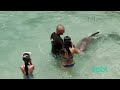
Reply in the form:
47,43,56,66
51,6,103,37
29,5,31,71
78,50,84,56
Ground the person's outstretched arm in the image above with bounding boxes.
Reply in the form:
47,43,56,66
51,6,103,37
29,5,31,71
74,48,81,55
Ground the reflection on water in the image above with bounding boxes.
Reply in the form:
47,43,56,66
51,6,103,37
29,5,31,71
107,32,120,41
96,32,120,45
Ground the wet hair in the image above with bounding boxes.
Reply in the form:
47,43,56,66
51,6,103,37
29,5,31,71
64,36,72,47
63,36,72,55
64,36,71,42
22,53,31,76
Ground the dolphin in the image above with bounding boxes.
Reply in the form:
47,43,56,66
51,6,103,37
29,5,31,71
76,32,99,52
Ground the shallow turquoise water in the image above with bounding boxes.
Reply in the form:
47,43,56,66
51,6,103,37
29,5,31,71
0,11,120,79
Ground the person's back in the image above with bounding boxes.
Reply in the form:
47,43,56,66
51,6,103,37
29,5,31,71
20,52,34,78
20,63,34,76
60,36,80,68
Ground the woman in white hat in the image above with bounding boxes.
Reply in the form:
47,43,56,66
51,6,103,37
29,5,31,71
20,52,35,78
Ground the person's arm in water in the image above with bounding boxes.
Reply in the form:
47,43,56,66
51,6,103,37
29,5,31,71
73,48,81,55
20,66,26,76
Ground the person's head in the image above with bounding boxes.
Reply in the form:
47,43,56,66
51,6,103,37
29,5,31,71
22,53,31,63
62,36,72,55
56,24,65,35
22,52,32,61
64,36,72,48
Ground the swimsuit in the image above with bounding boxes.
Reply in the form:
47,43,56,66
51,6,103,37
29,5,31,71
61,49,75,67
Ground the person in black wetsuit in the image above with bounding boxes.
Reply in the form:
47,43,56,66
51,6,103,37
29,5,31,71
50,24,65,56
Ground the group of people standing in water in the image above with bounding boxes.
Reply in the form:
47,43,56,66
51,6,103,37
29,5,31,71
20,24,99,78
50,24,81,67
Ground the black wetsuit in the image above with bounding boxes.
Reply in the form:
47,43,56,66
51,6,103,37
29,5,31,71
50,32,63,55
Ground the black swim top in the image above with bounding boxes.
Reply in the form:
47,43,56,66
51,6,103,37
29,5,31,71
62,55,73,61
60,48,73,61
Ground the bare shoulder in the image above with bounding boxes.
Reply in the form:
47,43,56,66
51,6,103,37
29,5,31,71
28,65,35,69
